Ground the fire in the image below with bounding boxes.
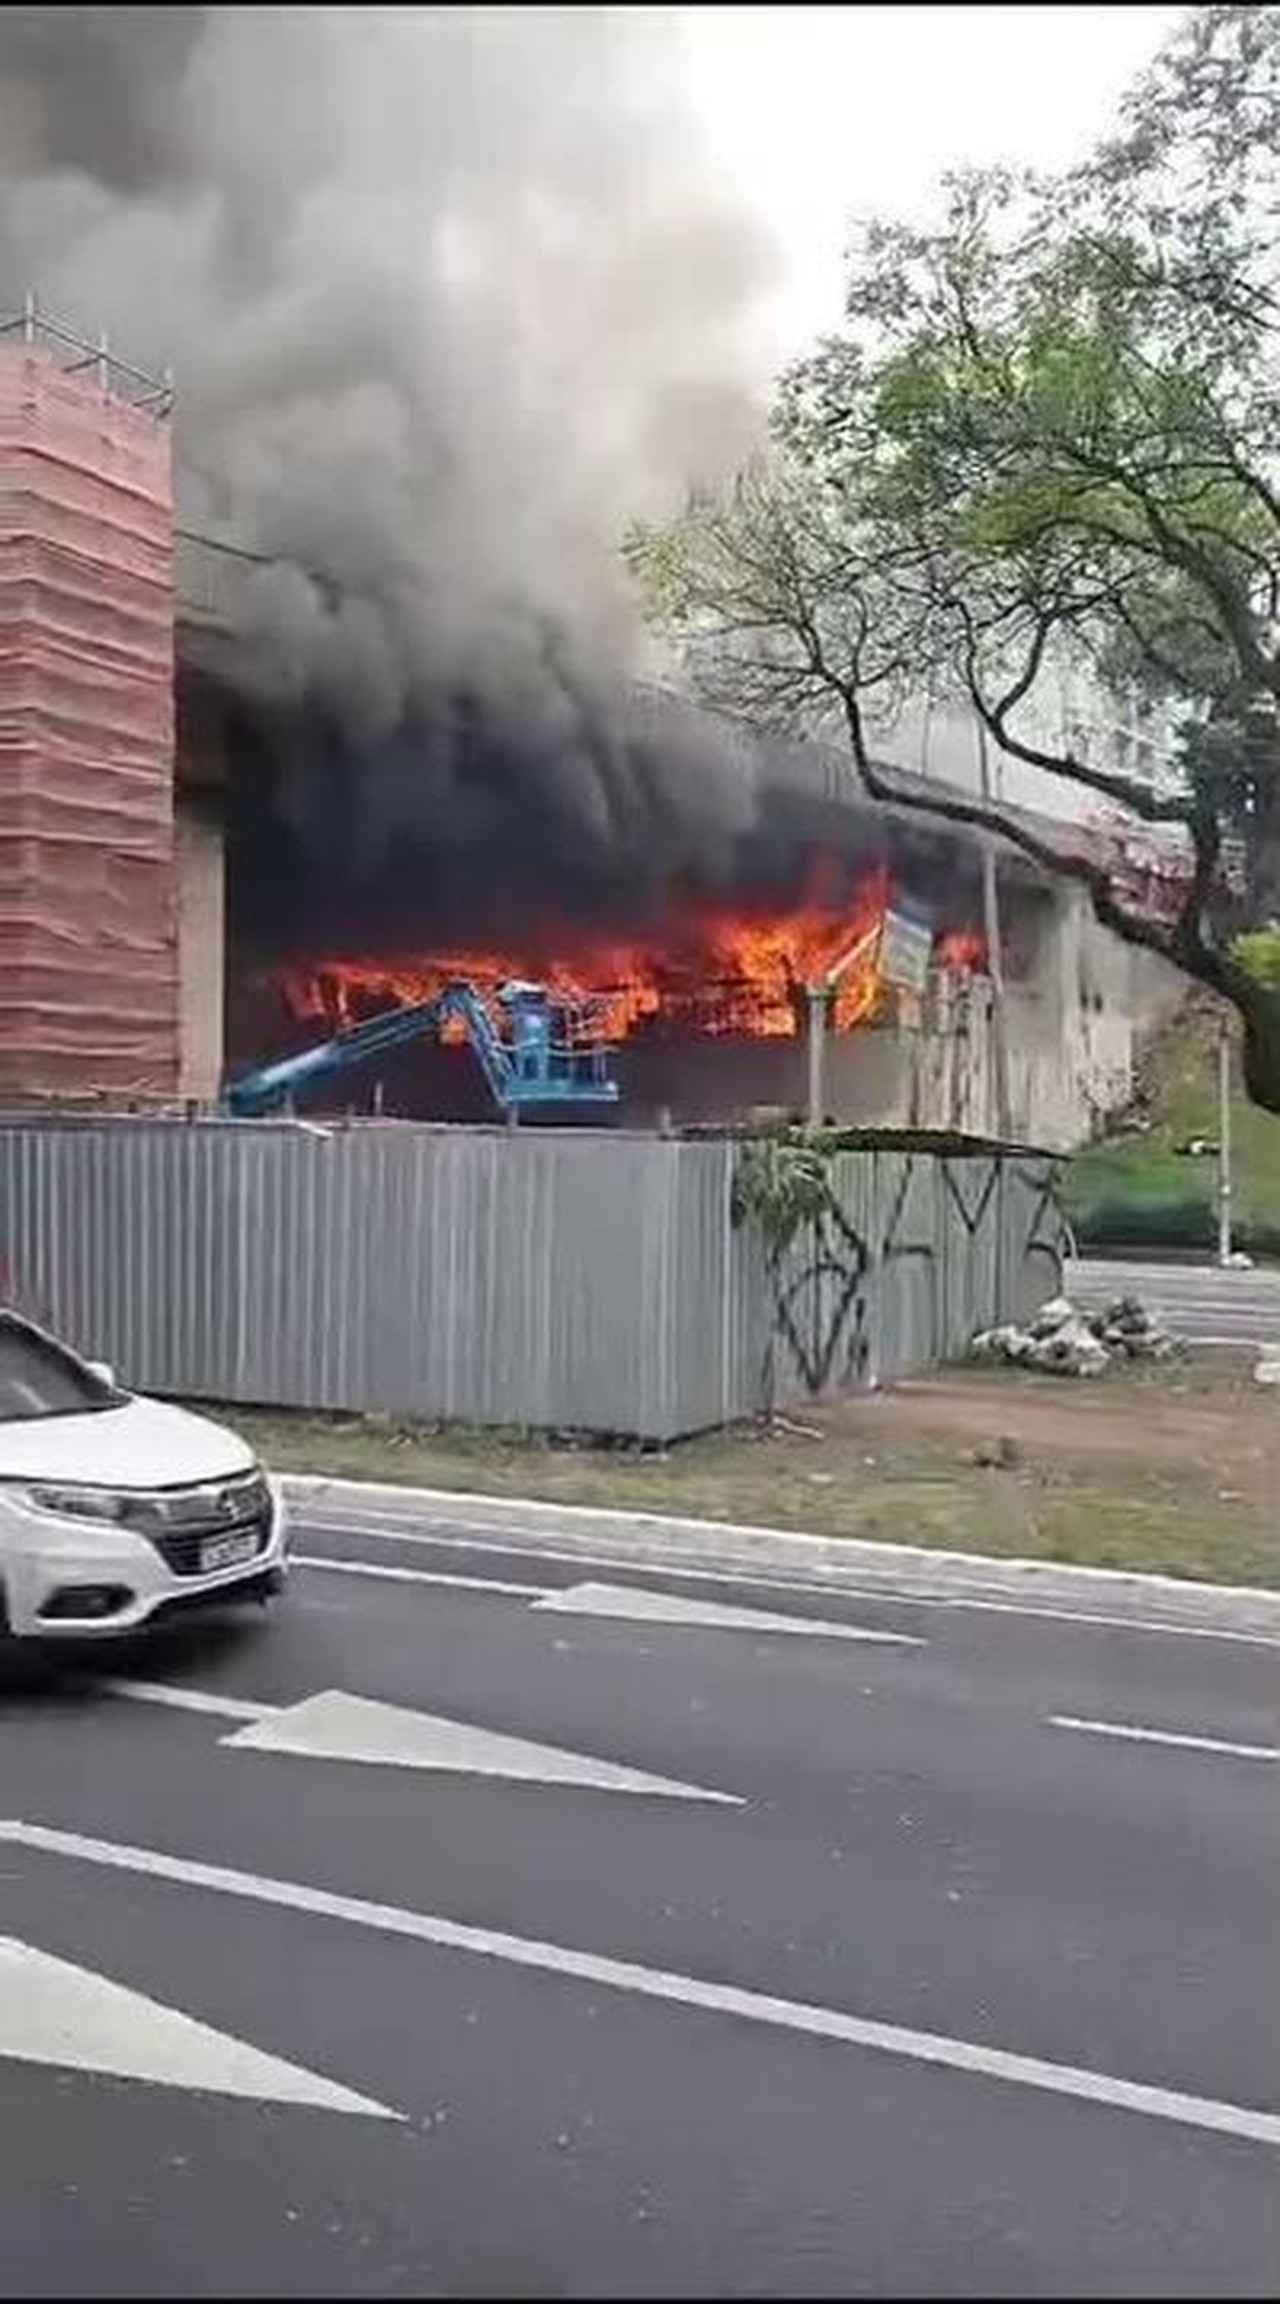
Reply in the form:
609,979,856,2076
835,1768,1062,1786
935,928,987,974
279,870,985,1045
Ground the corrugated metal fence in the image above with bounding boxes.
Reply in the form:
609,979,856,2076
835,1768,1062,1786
0,1121,1063,1440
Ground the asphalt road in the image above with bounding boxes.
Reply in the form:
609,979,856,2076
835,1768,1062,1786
1068,1254,1280,1347
0,1495,1276,2298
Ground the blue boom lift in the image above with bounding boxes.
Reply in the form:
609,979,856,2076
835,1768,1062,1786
222,978,620,1119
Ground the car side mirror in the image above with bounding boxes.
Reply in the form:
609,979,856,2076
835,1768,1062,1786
86,1359,116,1388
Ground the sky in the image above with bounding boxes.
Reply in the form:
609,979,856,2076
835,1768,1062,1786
677,3,1183,363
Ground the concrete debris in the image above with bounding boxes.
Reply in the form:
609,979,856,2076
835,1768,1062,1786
1092,1294,1178,1363
971,1292,1175,1379
1252,1347,1280,1387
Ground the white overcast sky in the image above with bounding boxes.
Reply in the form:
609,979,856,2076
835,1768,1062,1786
677,4,1183,361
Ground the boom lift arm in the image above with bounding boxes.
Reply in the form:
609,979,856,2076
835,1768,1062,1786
221,979,619,1118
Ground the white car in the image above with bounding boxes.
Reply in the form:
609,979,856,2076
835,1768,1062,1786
0,1312,287,1644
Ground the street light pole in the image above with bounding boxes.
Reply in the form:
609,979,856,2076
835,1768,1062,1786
1217,1013,1234,1268
975,718,1011,1142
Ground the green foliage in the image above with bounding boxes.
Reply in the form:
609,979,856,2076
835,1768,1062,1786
730,1129,838,1262
1065,999,1280,1253
631,6,1280,1110
798,138,1280,776
1073,1186,1215,1254
1232,925,1280,992
1071,1183,1280,1261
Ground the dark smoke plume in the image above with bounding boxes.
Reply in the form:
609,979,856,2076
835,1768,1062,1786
213,673,990,961
2,5,796,933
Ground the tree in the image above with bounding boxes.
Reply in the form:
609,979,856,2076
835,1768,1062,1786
629,4,1280,1110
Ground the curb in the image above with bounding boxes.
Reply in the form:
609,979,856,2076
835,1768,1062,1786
282,1473,1280,1642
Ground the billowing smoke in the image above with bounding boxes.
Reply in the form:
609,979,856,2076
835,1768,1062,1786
1,6,788,932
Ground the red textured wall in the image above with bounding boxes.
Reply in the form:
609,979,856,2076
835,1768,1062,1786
0,341,178,1103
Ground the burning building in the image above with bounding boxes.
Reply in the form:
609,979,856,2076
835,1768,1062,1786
0,13,1187,1149
169,562,1146,1149
226,752,988,1132
0,323,1155,1151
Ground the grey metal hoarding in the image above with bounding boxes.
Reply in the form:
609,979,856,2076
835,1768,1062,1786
0,1120,1063,1441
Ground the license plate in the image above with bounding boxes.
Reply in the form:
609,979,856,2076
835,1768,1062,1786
201,1528,259,1574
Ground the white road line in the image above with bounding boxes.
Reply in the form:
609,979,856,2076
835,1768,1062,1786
295,1555,920,1645
295,1555,542,1599
1050,1715,1280,1763
99,1679,267,1722
531,1580,922,1646
294,1515,1279,1646
2,1818,1276,2152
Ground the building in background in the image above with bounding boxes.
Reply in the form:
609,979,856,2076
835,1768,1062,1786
0,314,179,1105
0,318,1188,1148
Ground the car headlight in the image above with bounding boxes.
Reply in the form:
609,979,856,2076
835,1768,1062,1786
22,1484,133,1524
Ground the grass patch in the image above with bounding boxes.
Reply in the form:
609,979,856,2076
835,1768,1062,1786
1066,998,1280,1256
218,1352,1280,1590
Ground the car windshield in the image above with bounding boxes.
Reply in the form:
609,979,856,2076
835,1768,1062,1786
0,1324,120,1423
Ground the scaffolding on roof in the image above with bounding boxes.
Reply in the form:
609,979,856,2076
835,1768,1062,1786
0,294,173,415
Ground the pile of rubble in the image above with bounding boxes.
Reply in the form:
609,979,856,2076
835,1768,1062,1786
971,1293,1175,1379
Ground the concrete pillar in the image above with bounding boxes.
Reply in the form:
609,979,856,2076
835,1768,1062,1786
176,796,226,1104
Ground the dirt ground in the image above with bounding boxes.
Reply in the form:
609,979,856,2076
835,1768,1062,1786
830,1363,1276,1492
227,1351,1280,1590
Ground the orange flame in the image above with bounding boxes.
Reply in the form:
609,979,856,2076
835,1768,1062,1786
935,928,987,975
278,870,984,1044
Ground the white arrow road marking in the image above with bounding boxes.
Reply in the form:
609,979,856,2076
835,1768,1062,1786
295,1555,539,1598
531,1580,922,1645
0,1936,398,2118
297,1512,1280,1646
294,1555,922,1646
222,1690,741,1802
3,1821,1277,2153
102,1678,740,1804
1050,1714,1280,1763
100,1678,266,1722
